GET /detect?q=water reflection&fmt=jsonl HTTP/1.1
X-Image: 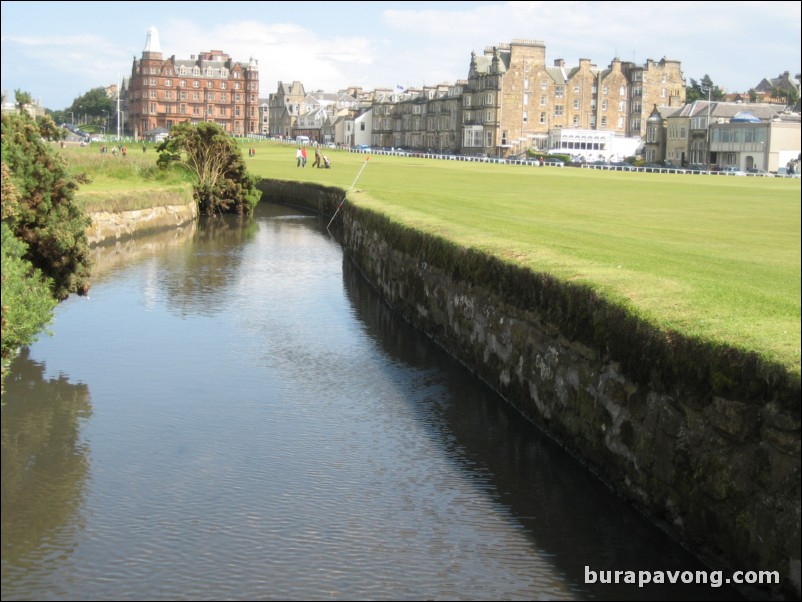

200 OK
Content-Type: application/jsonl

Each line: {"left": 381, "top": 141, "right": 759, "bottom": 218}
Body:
{"left": 0, "top": 202, "right": 745, "bottom": 601}
{"left": 1, "top": 349, "right": 92, "bottom": 598}
{"left": 341, "top": 239, "right": 742, "bottom": 601}
{"left": 159, "top": 215, "right": 258, "bottom": 318}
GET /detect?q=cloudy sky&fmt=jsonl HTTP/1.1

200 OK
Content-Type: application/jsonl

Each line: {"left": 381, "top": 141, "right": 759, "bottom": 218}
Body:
{"left": 2, "top": 0, "right": 799, "bottom": 110}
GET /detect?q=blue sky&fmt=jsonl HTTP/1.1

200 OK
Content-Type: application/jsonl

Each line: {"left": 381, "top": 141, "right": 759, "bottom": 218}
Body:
{"left": 2, "top": 0, "right": 800, "bottom": 110}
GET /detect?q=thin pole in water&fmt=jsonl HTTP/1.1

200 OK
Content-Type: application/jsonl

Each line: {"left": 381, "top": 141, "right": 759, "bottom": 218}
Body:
{"left": 327, "top": 155, "right": 370, "bottom": 233}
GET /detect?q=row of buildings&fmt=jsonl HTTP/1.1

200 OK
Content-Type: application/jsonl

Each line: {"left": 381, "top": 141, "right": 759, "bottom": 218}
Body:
{"left": 120, "top": 28, "right": 800, "bottom": 172}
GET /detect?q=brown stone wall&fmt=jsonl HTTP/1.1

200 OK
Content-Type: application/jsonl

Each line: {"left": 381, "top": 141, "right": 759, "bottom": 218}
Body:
{"left": 261, "top": 180, "right": 801, "bottom": 599}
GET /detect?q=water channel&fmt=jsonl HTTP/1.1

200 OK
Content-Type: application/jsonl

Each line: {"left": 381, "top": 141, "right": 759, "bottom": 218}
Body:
{"left": 1, "top": 202, "right": 742, "bottom": 601}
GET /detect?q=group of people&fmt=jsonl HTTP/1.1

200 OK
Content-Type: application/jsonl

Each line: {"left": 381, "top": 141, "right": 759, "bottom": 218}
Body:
{"left": 296, "top": 145, "right": 330, "bottom": 169}
{"left": 100, "top": 144, "right": 127, "bottom": 157}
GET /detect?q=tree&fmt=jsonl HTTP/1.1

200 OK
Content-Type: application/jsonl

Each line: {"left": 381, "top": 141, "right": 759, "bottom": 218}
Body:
{"left": 67, "top": 87, "right": 114, "bottom": 125}
{"left": 14, "top": 89, "right": 33, "bottom": 112}
{"left": 1, "top": 112, "right": 91, "bottom": 300}
{"left": 156, "top": 121, "right": 261, "bottom": 215}
{"left": 36, "top": 114, "right": 66, "bottom": 141}
{"left": 686, "top": 75, "right": 724, "bottom": 102}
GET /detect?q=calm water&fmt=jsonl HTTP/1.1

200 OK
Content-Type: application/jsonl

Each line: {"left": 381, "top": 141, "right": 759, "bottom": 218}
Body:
{"left": 1, "top": 203, "right": 740, "bottom": 601}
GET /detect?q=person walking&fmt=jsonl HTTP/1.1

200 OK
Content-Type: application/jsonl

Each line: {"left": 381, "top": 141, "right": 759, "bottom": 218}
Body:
{"left": 296, "top": 147, "right": 303, "bottom": 167}
{"left": 313, "top": 146, "right": 321, "bottom": 168}
{"left": 301, "top": 146, "right": 308, "bottom": 167}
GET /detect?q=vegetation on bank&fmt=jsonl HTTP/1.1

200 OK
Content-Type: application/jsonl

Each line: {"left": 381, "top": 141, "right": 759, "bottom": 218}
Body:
{"left": 243, "top": 141, "right": 800, "bottom": 377}
{"left": 1, "top": 112, "right": 91, "bottom": 383}
{"left": 62, "top": 144, "right": 194, "bottom": 212}
{"left": 156, "top": 122, "right": 261, "bottom": 215}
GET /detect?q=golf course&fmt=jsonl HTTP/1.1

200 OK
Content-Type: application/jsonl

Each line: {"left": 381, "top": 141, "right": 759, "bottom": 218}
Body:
{"left": 240, "top": 141, "right": 800, "bottom": 379}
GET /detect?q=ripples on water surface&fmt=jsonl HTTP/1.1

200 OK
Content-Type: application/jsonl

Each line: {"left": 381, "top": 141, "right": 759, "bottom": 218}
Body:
{"left": 1, "top": 203, "right": 742, "bottom": 601}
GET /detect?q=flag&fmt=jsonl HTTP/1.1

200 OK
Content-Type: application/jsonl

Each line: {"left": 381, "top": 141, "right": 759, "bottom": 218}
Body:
{"left": 396, "top": 84, "right": 404, "bottom": 91}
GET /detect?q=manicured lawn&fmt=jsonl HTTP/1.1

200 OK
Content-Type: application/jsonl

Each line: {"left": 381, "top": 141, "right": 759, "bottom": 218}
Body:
{"left": 59, "top": 139, "right": 800, "bottom": 374}
{"left": 244, "top": 141, "right": 801, "bottom": 375}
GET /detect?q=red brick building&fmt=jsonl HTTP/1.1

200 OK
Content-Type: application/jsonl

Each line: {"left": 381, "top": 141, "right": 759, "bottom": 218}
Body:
{"left": 126, "top": 27, "right": 259, "bottom": 139}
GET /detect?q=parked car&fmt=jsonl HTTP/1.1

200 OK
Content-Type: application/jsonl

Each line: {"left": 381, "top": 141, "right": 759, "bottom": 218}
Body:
{"left": 721, "top": 166, "right": 746, "bottom": 176}
{"left": 747, "top": 168, "right": 770, "bottom": 177}
{"left": 542, "top": 158, "right": 564, "bottom": 167}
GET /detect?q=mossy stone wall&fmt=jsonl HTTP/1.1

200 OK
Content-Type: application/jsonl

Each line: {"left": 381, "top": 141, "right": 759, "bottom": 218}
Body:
{"left": 259, "top": 178, "right": 801, "bottom": 599}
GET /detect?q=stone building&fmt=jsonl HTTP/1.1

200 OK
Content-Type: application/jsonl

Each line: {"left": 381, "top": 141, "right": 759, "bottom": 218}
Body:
{"left": 365, "top": 40, "right": 685, "bottom": 158}
{"left": 267, "top": 81, "right": 306, "bottom": 138}
{"left": 126, "top": 27, "right": 260, "bottom": 139}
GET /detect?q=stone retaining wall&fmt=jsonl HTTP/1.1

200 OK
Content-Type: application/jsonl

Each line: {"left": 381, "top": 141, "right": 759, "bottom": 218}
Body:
{"left": 261, "top": 178, "right": 802, "bottom": 599}
{"left": 86, "top": 202, "right": 198, "bottom": 246}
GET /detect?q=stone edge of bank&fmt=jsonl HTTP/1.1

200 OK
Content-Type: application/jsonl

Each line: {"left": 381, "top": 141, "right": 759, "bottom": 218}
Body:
{"left": 85, "top": 197, "right": 198, "bottom": 246}
{"left": 260, "top": 178, "right": 801, "bottom": 600}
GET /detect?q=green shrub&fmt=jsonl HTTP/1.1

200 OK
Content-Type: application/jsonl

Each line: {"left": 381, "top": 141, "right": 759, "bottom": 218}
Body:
{"left": 1, "top": 112, "right": 91, "bottom": 299}
{"left": 1, "top": 222, "right": 57, "bottom": 382}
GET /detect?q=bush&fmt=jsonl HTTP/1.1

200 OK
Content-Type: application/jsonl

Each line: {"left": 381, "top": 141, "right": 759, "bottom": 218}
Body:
{"left": 1, "top": 112, "right": 91, "bottom": 299}
{"left": 1, "top": 222, "right": 57, "bottom": 381}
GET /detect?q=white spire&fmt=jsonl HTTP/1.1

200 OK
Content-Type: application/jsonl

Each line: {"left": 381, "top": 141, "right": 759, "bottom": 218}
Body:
{"left": 144, "top": 26, "right": 162, "bottom": 54}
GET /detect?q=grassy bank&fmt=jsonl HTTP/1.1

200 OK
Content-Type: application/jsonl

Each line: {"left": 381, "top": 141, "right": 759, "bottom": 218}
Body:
{"left": 56, "top": 139, "right": 800, "bottom": 375}
{"left": 59, "top": 143, "right": 194, "bottom": 212}
{"left": 244, "top": 141, "right": 800, "bottom": 377}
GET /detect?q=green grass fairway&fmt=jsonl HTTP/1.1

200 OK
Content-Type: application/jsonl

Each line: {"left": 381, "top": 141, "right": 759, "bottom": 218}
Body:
{"left": 244, "top": 141, "right": 801, "bottom": 376}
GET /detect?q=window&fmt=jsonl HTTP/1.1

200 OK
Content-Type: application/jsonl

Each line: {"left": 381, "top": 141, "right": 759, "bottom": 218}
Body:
{"left": 541, "top": 80, "right": 547, "bottom": 90}
{"left": 486, "top": 110, "right": 493, "bottom": 122}
{"left": 360, "top": 122, "right": 365, "bottom": 131}
{"left": 206, "top": 81, "right": 213, "bottom": 89}
{"left": 524, "top": 78, "right": 529, "bottom": 90}
{"left": 619, "top": 100, "right": 625, "bottom": 112}
{"left": 165, "top": 90, "right": 172, "bottom": 100}
{"left": 602, "top": 99, "right": 608, "bottom": 111}
{"left": 574, "top": 83, "right": 580, "bottom": 93}
{"left": 540, "top": 95, "right": 546, "bottom": 106}
{"left": 619, "top": 86, "right": 625, "bottom": 96}
{"left": 555, "top": 86, "right": 564, "bottom": 98}
{"left": 463, "top": 96, "right": 471, "bottom": 107}
{"left": 486, "top": 131, "right": 493, "bottom": 147}
{"left": 573, "top": 99, "right": 579, "bottom": 110}
{"left": 523, "top": 93, "right": 529, "bottom": 106}
{"left": 149, "top": 78, "right": 157, "bottom": 86}
{"left": 193, "top": 81, "right": 200, "bottom": 88}
{"left": 554, "top": 105, "right": 563, "bottom": 116}
{"left": 193, "top": 92, "right": 200, "bottom": 101}
{"left": 522, "top": 111, "right": 528, "bottom": 123}
{"left": 220, "top": 82, "right": 227, "bottom": 90}
{"left": 149, "top": 90, "right": 156, "bottom": 99}
{"left": 165, "top": 79, "right": 172, "bottom": 87}
{"left": 601, "top": 116, "right": 607, "bottom": 128}
{"left": 486, "top": 92, "right": 493, "bottom": 104}
{"left": 602, "top": 85, "right": 608, "bottom": 95}
{"left": 572, "top": 115, "right": 579, "bottom": 127}
{"left": 540, "top": 112, "right": 546, "bottom": 124}
{"left": 179, "top": 80, "right": 186, "bottom": 87}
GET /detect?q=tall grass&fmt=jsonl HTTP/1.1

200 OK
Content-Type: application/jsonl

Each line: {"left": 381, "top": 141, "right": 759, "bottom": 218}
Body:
{"left": 59, "top": 143, "right": 194, "bottom": 212}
